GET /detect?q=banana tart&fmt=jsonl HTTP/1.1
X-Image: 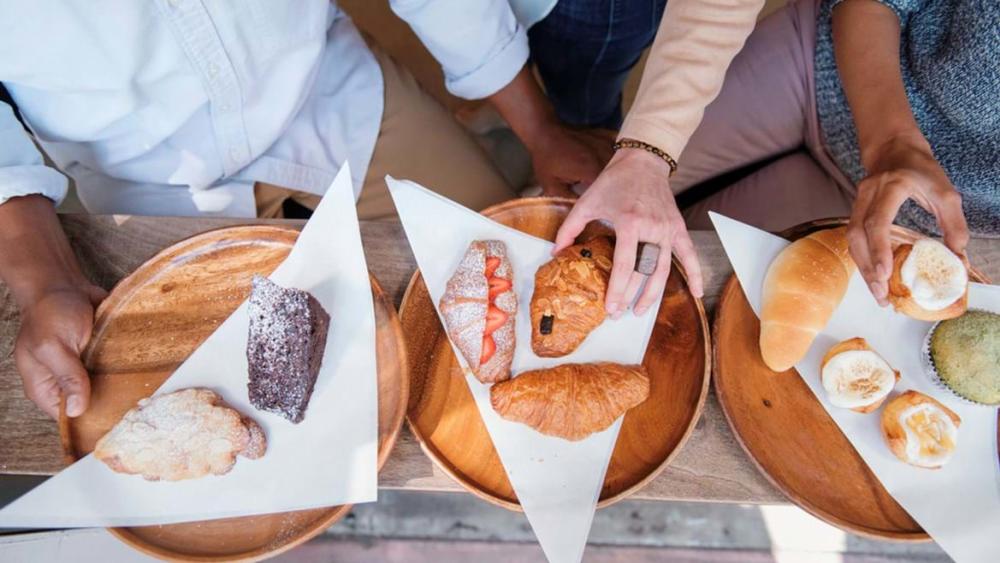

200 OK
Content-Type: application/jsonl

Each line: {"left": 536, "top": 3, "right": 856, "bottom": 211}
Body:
{"left": 880, "top": 390, "right": 960, "bottom": 469}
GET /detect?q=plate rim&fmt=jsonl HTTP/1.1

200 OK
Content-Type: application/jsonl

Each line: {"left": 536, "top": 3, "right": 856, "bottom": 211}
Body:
{"left": 400, "top": 197, "right": 711, "bottom": 512}
{"left": 62, "top": 223, "right": 409, "bottom": 561}
{"left": 711, "top": 216, "right": 992, "bottom": 542}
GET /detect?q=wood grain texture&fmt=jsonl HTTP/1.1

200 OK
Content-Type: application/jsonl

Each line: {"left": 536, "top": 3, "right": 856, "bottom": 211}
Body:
{"left": 713, "top": 218, "right": 994, "bottom": 541}
{"left": 401, "top": 198, "right": 710, "bottom": 510}
{"left": 59, "top": 225, "right": 408, "bottom": 561}
{"left": 1, "top": 214, "right": 997, "bottom": 506}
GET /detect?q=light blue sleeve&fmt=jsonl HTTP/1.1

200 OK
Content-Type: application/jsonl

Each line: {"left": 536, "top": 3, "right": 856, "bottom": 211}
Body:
{"left": 0, "top": 101, "right": 68, "bottom": 207}
{"left": 389, "top": 0, "right": 530, "bottom": 99}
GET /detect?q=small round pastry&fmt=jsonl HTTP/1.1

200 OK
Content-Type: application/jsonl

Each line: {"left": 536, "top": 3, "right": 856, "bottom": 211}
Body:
{"left": 888, "top": 238, "right": 968, "bottom": 321}
{"left": 880, "top": 390, "right": 960, "bottom": 469}
{"left": 927, "top": 310, "right": 1000, "bottom": 405}
{"left": 820, "top": 337, "right": 900, "bottom": 413}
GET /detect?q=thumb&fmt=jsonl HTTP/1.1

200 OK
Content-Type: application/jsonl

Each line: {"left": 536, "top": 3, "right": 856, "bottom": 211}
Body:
{"left": 86, "top": 285, "right": 108, "bottom": 307}
{"left": 553, "top": 202, "right": 592, "bottom": 253}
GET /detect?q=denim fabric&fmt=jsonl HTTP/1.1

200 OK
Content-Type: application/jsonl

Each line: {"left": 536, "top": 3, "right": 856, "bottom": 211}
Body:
{"left": 529, "top": 0, "right": 667, "bottom": 129}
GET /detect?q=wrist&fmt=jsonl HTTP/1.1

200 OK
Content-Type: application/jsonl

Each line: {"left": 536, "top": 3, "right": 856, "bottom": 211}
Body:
{"left": 860, "top": 130, "right": 931, "bottom": 171}
{"left": 611, "top": 146, "right": 674, "bottom": 178}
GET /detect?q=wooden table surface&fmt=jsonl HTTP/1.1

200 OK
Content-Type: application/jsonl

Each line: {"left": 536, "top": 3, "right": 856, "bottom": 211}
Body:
{"left": 2, "top": 215, "right": 997, "bottom": 505}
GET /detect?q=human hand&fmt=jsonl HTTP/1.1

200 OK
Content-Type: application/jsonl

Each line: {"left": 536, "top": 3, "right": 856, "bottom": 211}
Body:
{"left": 553, "top": 148, "right": 704, "bottom": 318}
{"left": 530, "top": 127, "right": 613, "bottom": 198}
{"left": 847, "top": 136, "right": 968, "bottom": 306}
{"left": 14, "top": 284, "right": 106, "bottom": 419}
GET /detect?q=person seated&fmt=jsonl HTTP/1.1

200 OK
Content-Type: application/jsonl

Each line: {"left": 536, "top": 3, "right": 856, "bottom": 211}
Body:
{"left": 0, "top": 0, "right": 605, "bottom": 419}
{"left": 618, "top": 0, "right": 994, "bottom": 306}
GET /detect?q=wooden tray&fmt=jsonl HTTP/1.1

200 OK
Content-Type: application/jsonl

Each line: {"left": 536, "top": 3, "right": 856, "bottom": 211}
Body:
{"left": 713, "top": 218, "right": 992, "bottom": 541}
{"left": 400, "top": 197, "right": 710, "bottom": 510}
{"left": 61, "top": 225, "right": 409, "bottom": 562}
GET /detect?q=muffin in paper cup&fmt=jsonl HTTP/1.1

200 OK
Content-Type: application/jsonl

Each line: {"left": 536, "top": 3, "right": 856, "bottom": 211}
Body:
{"left": 922, "top": 309, "right": 1000, "bottom": 407}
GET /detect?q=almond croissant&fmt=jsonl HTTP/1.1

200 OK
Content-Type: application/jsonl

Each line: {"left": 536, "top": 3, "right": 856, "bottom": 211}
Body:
{"left": 490, "top": 362, "right": 649, "bottom": 441}
{"left": 530, "top": 237, "right": 613, "bottom": 357}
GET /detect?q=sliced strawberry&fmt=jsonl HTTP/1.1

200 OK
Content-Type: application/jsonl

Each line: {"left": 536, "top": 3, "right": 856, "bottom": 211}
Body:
{"left": 484, "top": 256, "right": 501, "bottom": 278}
{"left": 488, "top": 276, "right": 512, "bottom": 299}
{"left": 485, "top": 305, "right": 508, "bottom": 335}
{"left": 480, "top": 335, "right": 497, "bottom": 364}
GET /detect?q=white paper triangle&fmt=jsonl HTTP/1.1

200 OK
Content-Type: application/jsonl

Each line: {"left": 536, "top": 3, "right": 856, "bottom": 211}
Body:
{"left": 387, "top": 178, "right": 658, "bottom": 563}
{"left": 709, "top": 212, "right": 1000, "bottom": 563}
{"left": 0, "top": 163, "right": 379, "bottom": 527}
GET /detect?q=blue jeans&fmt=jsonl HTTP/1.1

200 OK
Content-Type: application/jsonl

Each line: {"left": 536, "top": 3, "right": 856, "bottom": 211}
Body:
{"left": 529, "top": 0, "right": 668, "bottom": 130}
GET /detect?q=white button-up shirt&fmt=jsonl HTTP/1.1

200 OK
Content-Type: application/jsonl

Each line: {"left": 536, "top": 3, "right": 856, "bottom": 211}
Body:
{"left": 0, "top": 0, "right": 528, "bottom": 217}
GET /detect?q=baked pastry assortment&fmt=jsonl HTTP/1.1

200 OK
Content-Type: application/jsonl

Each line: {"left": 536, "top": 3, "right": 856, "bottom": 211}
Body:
{"left": 820, "top": 338, "right": 899, "bottom": 413}
{"left": 760, "top": 227, "right": 856, "bottom": 372}
{"left": 927, "top": 310, "right": 1000, "bottom": 405}
{"left": 439, "top": 240, "right": 517, "bottom": 383}
{"left": 95, "top": 388, "right": 266, "bottom": 481}
{"left": 530, "top": 237, "right": 613, "bottom": 357}
{"left": 880, "top": 390, "right": 960, "bottom": 469}
{"left": 888, "top": 238, "right": 968, "bottom": 321}
{"left": 247, "top": 276, "right": 331, "bottom": 423}
{"left": 490, "top": 362, "right": 649, "bottom": 441}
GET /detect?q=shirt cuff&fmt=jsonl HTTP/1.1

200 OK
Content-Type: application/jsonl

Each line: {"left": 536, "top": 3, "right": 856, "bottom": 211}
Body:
{"left": 0, "top": 165, "right": 69, "bottom": 207}
{"left": 618, "top": 117, "right": 689, "bottom": 164}
{"left": 444, "top": 24, "right": 529, "bottom": 99}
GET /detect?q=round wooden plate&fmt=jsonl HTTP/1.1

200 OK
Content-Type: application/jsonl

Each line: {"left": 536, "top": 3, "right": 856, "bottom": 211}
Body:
{"left": 713, "top": 218, "right": 992, "bottom": 541}
{"left": 61, "top": 225, "right": 409, "bottom": 562}
{"left": 400, "top": 197, "right": 710, "bottom": 510}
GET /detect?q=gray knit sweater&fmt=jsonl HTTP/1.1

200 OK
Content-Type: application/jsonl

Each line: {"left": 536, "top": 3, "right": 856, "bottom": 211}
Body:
{"left": 815, "top": 0, "right": 999, "bottom": 237}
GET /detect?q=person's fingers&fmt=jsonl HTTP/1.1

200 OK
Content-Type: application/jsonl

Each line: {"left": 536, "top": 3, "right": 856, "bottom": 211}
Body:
{"left": 14, "top": 351, "right": 61, "bottom": 419}
{"left": 618, "top": 271, "right": 647, "bottom": 319}
{"left": 634, "top": 242, "right": 673, "bottom": 316}
{"left": 933, "top": 188, "right": 970, "bottom": 255}
{"left": 605, "top": 228, "right": 639, "bottom": 316}
{"left": 848, "top": 180, "right": 884, "bottom": 304}
{"left": 672, "top": 230, "right": 703, "bottom": 298}
{"left": 553, "top": 201, "right": 593, "bottom": 253}
{"left": 33, "top": 339, "right": 90, "bottom": 417}
{"left": 863, "top": 180, "right": 910, "bottom": 302}
{"left": 85, "top": 285, "right": 108, "bottom": 307}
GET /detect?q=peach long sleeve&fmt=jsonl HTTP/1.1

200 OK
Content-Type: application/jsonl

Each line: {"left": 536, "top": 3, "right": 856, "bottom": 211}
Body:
{"left": 619, "top": 0, "right": 764, "bottom": 161}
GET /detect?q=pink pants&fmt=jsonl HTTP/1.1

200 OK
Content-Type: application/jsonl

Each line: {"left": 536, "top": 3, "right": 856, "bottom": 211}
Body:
{"left": 673, "top": 0, "right": 855, "bottom": 232}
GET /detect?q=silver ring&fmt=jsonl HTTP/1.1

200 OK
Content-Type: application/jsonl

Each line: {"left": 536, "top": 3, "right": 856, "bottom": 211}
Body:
{"left": 635, "top": 242, "right": 660, "bottom": 275}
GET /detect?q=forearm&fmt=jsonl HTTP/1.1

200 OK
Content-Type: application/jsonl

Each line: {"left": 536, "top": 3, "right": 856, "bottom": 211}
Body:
{"left": 0, "top": 195, "right": 89, "bottom": 308}
{"left": 832, "top": 0, "right": 927, "bottom": 167}
{"left": 620, "top": 0, "right": 763, "bottom": 159}
{"left": 488, "top": 65, "right": 560, "bottom": 152}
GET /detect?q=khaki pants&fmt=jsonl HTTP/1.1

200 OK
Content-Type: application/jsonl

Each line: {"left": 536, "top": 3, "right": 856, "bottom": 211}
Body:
{"left": 255, "top": 48, "right": 516, "bottom": 220}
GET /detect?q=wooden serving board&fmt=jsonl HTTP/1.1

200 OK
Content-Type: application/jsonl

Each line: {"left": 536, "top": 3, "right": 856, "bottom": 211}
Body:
{"left": 713, "top": 218, "right": 992, "bottom": 541}
{"left": 61, "top": 225, "right": 409, "bottom": 562}
{"left": 400, "top": 198, "right": 711, "bottom": 510}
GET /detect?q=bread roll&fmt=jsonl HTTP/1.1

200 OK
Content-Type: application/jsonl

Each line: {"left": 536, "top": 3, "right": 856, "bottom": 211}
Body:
{"left": 760, "top": 227, "right": 855, "bottom": 372}
{"left": 820, "top": 337, "right": 899, "bottom": 413}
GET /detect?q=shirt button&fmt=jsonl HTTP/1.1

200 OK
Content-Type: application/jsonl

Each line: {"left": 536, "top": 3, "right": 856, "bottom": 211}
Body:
{"left": 168, "top": 0, "right": 182, "bottom": 7}
{"left": 207, "top": 62, "right": 219, "bottom": 77}
{"left": 229, "top": 147, "right": 244, "bottom": 162}
{"left": 218, "top": 103, "right": 231, "bottom": 113}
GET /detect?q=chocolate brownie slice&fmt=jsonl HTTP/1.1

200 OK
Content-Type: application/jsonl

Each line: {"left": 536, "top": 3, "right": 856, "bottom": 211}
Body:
{"left": 246, "top": 276, "right": 330, "bottom": 423}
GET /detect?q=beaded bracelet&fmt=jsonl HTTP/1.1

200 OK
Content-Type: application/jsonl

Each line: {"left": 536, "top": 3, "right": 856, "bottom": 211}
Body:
{"left": 613, "top": 138, "right": 678, "bottom": 176}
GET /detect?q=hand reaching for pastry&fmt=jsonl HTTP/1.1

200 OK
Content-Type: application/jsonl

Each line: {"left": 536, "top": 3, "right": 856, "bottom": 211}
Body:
{"left": 553, "top": 148, "right": 705, "bottom": 318}
{"left": 530, "top": 127, "right": 613, "bottom": 199}
{"left": 15, "top": 284, "right": 105, "bottom": 419}
{"left": 847, "top": 137, "right": 969, "bottom": 306}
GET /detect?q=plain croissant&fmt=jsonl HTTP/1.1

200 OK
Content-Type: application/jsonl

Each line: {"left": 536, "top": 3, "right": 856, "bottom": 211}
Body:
{"left": 760, "top": 227, "right": 855, "bottom": 372}
{"left": 489, "top": 362, "right": 649, "bottom": 441}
